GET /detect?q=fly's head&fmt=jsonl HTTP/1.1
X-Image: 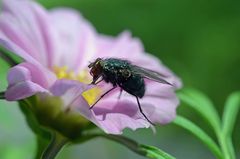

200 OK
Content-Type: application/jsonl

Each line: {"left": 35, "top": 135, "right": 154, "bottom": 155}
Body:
{"left": 88, "top": 58, "right": 104, "bottom": 84}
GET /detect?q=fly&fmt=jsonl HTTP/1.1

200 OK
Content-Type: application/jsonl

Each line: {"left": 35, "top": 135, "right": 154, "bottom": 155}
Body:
{"left": 88, "top": 58, "right": 173, "bottom": 125}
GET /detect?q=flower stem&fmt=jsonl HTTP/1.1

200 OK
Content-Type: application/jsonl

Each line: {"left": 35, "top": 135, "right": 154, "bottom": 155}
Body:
{"left": 41, "top": 132, "right": 68, "bottom": 159}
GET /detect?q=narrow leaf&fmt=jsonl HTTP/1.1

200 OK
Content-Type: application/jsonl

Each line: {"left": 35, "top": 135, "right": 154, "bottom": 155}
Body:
{"left": 173, "top": 116, "right": 223, "bottom": 159}
{"left": 222, "top": 92, "right": 240, "bottom": 159}
{"left": 177, "top": 88, "right": 221, "bottom": 134}
{"left": 222, "top": 92, "right": 240, "bottom": 137}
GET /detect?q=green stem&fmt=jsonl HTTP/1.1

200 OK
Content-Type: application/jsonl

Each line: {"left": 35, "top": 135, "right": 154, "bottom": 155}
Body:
{"left": 41, "top": 132, "right": 68, "bottom": 159}
{"left": 79, "top": 133, "right": 176, "bottom": 159}
{"left": 35, "top": 136, "right": 49, "bottom": 159}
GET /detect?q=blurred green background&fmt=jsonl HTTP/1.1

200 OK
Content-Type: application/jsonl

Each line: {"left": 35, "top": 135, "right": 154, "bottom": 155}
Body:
{"left": 0, "top": 0, "right": 240, "bottom": 158}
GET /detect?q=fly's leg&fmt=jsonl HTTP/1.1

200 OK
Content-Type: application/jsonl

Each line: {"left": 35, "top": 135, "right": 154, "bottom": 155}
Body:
{"left": 135, "top": 96, "right": 155, "bottom": 126}
{"left": 89, "top": 86, "right": 117, "bottom": 109}
{"left": 118, "top": 89, "right": 123, "bottom": 100}
{"left": 90, "top": 78, "right": 103, "bottom": 85}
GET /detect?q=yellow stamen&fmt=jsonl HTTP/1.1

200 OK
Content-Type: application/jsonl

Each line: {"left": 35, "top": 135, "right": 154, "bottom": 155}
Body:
{"left": 53, "top": 66, "right": 101, "bottom": 106}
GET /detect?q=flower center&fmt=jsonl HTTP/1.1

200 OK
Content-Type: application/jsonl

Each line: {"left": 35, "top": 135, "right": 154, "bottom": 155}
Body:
{"left": 53, "top": 66, "right": 91, "bottom": 84}
{"left": 53, "top": 66, "right": 102, "bottom": 106}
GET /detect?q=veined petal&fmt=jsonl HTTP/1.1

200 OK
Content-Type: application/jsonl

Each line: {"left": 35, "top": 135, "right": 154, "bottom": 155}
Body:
{"left": 19, "top": 62, "right": 56, "bottom": 88}
{"left": 0, "top": 0, "right": 57, "bottom": 67}
{"left": 50, "top": 79, "right": 91, "bottom": 96}
{"left": 5, "top": 62, "right": 56, "bottom": 101}
{"left": 92, "top": 100, "right": 150, "bottom": 134}
{"left": 0, "top": 37, "right": 41, "bottom": 66}
{"left": 111, "top": 83, "right": 179, "bottom": 125}
{"left": 97, "top": 31, "right": 144, "bottom": 59}
{"left": 49, "top": 8, "right": 97, "bottom": 70}
{"left": 142, "top": 83, "right": 179, "bottom": 124}
{"left": 5, "top": 81, "right": 47, "bottom": 101}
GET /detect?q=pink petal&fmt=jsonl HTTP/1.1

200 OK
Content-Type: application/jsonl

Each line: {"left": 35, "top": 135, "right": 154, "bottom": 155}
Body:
{"left": 7, "top": 65, "right": 31, "bottom": 86}
{"left": 0, "top": 37, "right": 41, "bottom": 66}
{"left": 92, "top": 100, "right": 150, "bottom": 134}
{"left": 49, "top": 8, "right": 97, "bottom": 70}
{"left": 0, "top": 0, "right": 57, "bottom": 67}
{"left": 50, "top": 79, "right": 90, "bottom": 96}
{"left": 142, "top": 83, "right": 179, "bottom": 124}
{"left": 5, "top": 62, "right": 56, "bottom": 101}
{"left": 19, "top": 63, "right": 56, "bottom": 88}
{"left": 5, "top": 81, "right": 47, "bottom": 101}
{"left": 113, "top": 83, "right": 179, "bottom": 125}
{"left": 96, "top": 31, "right": 144, "bottom": 59}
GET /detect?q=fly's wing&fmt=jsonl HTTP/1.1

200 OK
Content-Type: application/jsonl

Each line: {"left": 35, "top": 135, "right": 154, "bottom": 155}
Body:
{"left": 132, "top": 65, "right": 173, "bottom": 86}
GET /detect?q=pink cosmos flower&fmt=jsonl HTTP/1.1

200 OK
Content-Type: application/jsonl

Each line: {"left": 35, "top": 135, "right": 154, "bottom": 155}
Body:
{"left": 0, "top": 0, "right": 181, "bottom": 134}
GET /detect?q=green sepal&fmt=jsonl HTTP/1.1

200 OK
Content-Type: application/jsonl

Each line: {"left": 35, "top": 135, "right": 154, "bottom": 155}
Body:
{"left": 19, "top": 98, "right": 51, "bottom": 140}
{"left": 0, "top": 46, "right": 22, "bottom": 67}
{"left": 19, "top": 94, "right": 96, "bottom": 141}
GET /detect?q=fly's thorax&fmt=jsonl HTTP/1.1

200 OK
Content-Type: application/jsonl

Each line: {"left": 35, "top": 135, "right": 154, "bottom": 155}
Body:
{"left": 101, "top": 59, "right": 131, "bottom": 84}
{"left": 99, "top": 58, "right": 145, "bottom": 97}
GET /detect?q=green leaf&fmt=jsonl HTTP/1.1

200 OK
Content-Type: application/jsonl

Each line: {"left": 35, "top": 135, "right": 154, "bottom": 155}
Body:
{"left": 221, "top": 92, "right": 240, "bottom": 159}
{"left": 222, "top": 92, "right": 240, "bottom": 138}
{"left": 173, "top": 116, "right": 223, "bottom": 159}
{"left": 177, "top": 88, "right": 221, "bottom": 134}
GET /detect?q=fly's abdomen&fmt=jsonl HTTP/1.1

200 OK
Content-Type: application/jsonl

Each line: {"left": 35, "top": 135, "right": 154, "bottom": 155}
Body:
{"left": 121, "top": 75, "right": 145, "bottom": 98}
